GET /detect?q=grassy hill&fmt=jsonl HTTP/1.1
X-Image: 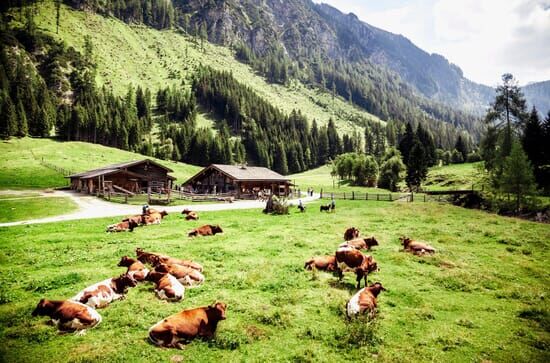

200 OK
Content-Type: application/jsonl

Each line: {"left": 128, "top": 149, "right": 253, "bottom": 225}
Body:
{"left": 30, "top": 1, "right": 381, "bottom": 135}
{"left": 0, "top": 201, "right": 548, "bottom": 362}
{"left": 0, "top": 138, "right": 200, "bottom": 189}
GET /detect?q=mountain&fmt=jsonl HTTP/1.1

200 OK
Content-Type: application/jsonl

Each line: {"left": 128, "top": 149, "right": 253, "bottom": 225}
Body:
{"left": 523, "top": 81, "right": 550, "bottom": 116}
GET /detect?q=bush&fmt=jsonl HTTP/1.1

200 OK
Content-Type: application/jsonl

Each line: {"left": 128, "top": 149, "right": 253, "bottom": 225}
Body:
{"left": 263, "top": 195, "right": 289, "bottom": 215}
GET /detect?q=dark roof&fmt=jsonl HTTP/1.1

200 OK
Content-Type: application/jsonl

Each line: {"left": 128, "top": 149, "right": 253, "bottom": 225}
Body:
{"left": 184, "top": 164, "right": 290, "bottom": 185}
{"left": 67, "top": 159, "right": 175, "bottom": 180}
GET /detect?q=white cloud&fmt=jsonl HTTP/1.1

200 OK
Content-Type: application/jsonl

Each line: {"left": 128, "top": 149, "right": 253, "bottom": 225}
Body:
{"left": 313, "top": 0, "right": 550, "bottom": 86}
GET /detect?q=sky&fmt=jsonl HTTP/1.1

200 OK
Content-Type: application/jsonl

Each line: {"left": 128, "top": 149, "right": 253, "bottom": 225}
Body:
{"left": 312, "top": 0, "right": 550, "bottom": 87}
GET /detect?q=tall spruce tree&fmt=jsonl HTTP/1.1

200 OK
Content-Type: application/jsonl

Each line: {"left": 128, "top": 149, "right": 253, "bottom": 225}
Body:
{"left": 500, "top": 142, "right": 537, "bottom": 213}
{"left": 455, "top": 135, "right": 468, "bottom": 162}
{"left": 398, "top": 122, "right": 415, "bottom": 166}
{"left": 416, "top": 123, "right": 436, "bottom": 166}
{"left": 406, "top": 139, "right": 428, "bottom": 192}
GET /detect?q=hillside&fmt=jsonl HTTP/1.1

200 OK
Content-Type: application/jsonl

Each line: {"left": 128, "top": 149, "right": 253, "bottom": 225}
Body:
{"left": 33, "top": 1, "right": 378, "bottom": 134}
{"left": 524, "top": 80, "right": 550, "bottom": 116}
{"left": 0, "top": 138, "right": 200, "bottom": 188}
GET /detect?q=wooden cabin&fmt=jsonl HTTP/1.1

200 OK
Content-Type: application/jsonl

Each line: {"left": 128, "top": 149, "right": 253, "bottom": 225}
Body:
{"left": 67, "top": 160, "right": 175, "bottom": 195}
{"left": 182, "top": 164, "right": 292, "bottom": 198}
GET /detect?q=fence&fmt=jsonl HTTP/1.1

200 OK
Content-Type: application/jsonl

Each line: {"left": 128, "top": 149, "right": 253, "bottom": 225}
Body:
{"left": 317, "top": 189, "right": 475, "bottom": 203}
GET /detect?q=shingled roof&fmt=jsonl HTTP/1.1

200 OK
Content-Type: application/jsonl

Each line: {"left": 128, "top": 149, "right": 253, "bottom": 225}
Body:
{"left": 67, "top": 159, "right": 174, "bottom": 180}
{"left": 184, "top": 164, "right": 290, "bottom": 184}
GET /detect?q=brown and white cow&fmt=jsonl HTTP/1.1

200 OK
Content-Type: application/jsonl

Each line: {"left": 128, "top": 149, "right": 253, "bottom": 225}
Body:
{"left": 339, "top": 237, "right": 379, "bottom": 251}
{"left": 304, "top": 255, "right": 337, "bottom": 272}
{"left": 346, "top": 282, "right": 386, "bottom": 318}
{"left": 148, "top": 302, "right": 227, "bottom": 348}
{"left": 344, "top": 227, "right": 360, "bottom": 241}
{"left": 106, "top": 219, "right": 138, "bottom": 232}
{"left": 136, "top": 248, "right": 204, "bottom": 272}
{"left": 145, "top": 271, "right": 185, "bottom": 301}
{"left": 335, "top": 246, "right": 379, "bottom": 289}
{"left": 143, "top": 211, "right": 168, "bottom": 225}
{"left": 400, "top": 236, "right": 436, "bottom": 255}
{"left": 118, "top": 256, "right": 150, "bottom": 281}
{"left": 154, "top": 263, "right": 205, "bottom": 287}
{"left": 32, "top": 299, "right": 102, "bottom": 334}
{"left": 71, "top": 274, "right": 137, "bottom": 309}
{"left": 122, "top": 215, "right": 145, "bottom": 226}
{"left": 188, "top": 224, "right": 223, "bottom": 237}
{"left": 182, "top": 209, "right": 199, "bottom": 221}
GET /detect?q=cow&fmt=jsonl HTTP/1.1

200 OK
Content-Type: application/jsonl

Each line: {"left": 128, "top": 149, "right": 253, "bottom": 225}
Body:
{"left": 346, "top": 282, "right": 386, "bottom": 318}
{"left": 122, "top": 215, "right": 145, "bottom": 226}
{"left": 304, "top": 255, "right": 337, "bottom": 272}
{"left": 400, "top": 236, "right": 436, "bottom": 255}
{"left": 118, "top": 256, "right": 150, "bottom": 281}
{"left": 145, "top": 271, "right": 185, "bottom": 301}
{"left": 344, "top": 227, "right": 360, "bottom": 241}
{"left": 71, "top": 273, "right": 137, "bottom": 309}
{"left": 188, "top": 224, "right": 223, "bottom": 237}
{"left": 136, "top": 248, "right": 204, "bottom": 272}
{"left": 143, "top": 211, "right": 168, "bottom": 225}
{"left": 106, "top": 219, "right": 138, "bottom": 232}
{"left": 32, "top": 299, "right": 102, "bottom": 334}
{"left": 182, "top": 209, "right": 199, "bottom": 221}
{"left": 339, "top": 237, "right": 379, "bottom": 251}
{"left": 154, "top": 263, "right": 205, "bottom": 287}
{"left": 335, "top": 246, "right": 379, "bottom": 289}
{"left": 320, "top": 204, "right": 331, "bottom": 212}
{"left": 148, "top": 302, "right": 227, "bottom": 348}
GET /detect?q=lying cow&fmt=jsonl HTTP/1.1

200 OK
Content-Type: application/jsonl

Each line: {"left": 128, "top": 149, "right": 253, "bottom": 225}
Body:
{"left": 106, "top": 219, "right": 138, "bottom": 232}
{"left": 188, "top": 224, "right": 223, "bottom": 237}
{"left": 148, "top": 302, "right": 227, "bottom": 348}
{"left": 145, "top": 271, "right": 185, "bottom": 301}
{"left": 122, "top": 215, "right": 145, "bottom": 225}
{"left": 182, "top": 209, "right": 199, "bottom": 220}
{"left": 143, "top": 211, "right": 168, "bottom": 225}
{"left": 118, "top": 256, "right": 150, "bottom": 281}
{"left": 154, "top": 263, "right": 205, "bottom": 287}
{"left": 304, "top": 255, "right": 337, "bottom": 272}
{"left": 339, "top": 237, "right": 379, "bottom": 251}
{"left": 335, "top": 246, "right": 379, "bottom": 289}
{"left": 346, "top": 282, "right": 386, "bottom": 318}
{"left": 71, "top": 273, "right": 137, "bottom": 309}
{"left": 136, "top": 248, "right": 204, "bottom": 272}
{"left": 400, "top": 236, "right": 436, "bottom": 255}
{"left": 32, "top": 299, "right": 102, "bottom": 334}
{"left": 344, "top": 227, "right": 360, "bottom": 241}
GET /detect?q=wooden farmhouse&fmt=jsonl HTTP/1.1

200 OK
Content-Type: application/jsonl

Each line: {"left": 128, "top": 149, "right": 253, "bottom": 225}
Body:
{"left": 67, "top": 159, "right": 175, "bottom": 195}
{"left": 182, "top": 164, "right": 292, "bottom": 198}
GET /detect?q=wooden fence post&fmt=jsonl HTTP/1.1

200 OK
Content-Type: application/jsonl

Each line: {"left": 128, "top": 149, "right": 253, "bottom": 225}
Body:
{"left": 424, "top": 194, "right": 426, "bottom": 202}
{"left": 389, "top": 193, "right": 392, "bottom": 201}
{"left": 320, "top": 189, "right": 323, "bottom": 199}
{"left": 352, "top": 191, "right": 355, "bottom": 200}
{"left": 366, "top": 192, "right": 368, "bottom": 200}
{"left": 344, "top": 192, "right": 346, "bottom": 200}
{"left": 410, "top": 192, "right": 414, "bottom": 202}
{"left": 377, "top": 194, "right": 379, "bottom": 201}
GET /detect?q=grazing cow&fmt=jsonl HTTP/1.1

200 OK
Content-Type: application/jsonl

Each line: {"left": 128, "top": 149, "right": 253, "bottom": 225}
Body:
{"left": 346, "top": 282, "right": 386, "bottom": 318}
{"left": 148, "top": 302, "right": 227, "bottom": 348}
{"left": 344, "top": 227, "right": 360, "bottom": 241}
{"left": 320, "top": 204, "right": 331, "bottom": 212}
{"left": 136, "top": 248, "right": 204, "bottom": 272}
{"left": 32, "top": 299, "right": 102, "bottom": 334}
{"left": 188, "top": 224, "right": 223, "bottom": 237}
{"left": 335, "top": 246, "right": 379, "bottom": 289}
{"left": 304, "top": 255, "right": 337, "bottom": 271}
{"left": 106, "top": 219, "right": 138, "bottom": 232}
{"left": 154, "top": 263, "right": 205, "bottom": 287}
{"left": 182, "top": 209, "right": 199, "bottom": 221}
{"left": 118, "top": 256, "right": 150, "bottom": 281}
{"left": 122, "top": 215, "right": 145, "bottom": 226}
{"left": 400, "top": 236, "right": 436, "bottom": 255}
{"left": 145, "top": 271, "right": 185, "bottom": 301}
{"left": 339, "top": 237, "right": 379, "bottom": 251}
{"left": 71, "top": 274, "right": 137, "bottom": 309}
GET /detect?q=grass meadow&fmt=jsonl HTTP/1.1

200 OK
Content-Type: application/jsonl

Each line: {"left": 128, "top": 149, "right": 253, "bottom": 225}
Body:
{"left": 0, "top": 197, "right": 78, "bottom": 223}
{"left": 0, "top": 200, "right": 548, "bottom": 362}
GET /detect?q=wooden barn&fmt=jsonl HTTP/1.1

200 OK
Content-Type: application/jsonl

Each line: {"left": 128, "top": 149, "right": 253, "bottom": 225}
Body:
{"left": 67, "top": 160, "right": 175, "bottom": 195}
{"left": 182, "top": 164, "right": 292, "bottom": 198}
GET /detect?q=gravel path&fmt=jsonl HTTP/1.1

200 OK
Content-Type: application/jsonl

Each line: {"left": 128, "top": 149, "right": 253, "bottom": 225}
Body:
{"left": 0, "top": 190, "right": 318, "bottom": 227}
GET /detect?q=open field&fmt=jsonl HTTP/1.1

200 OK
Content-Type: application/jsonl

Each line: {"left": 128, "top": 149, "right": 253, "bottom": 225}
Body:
{"left": 0, "top": 197, "right": 78, "bottom": 223}
{"left": 0, "top": 201, "right": 548, "bottom": 362}
{"left": 0, "top": 138, "right": 200, "bottom": 189}
{"left": 424, "top": 162, "right": 482, "bottom": 191}
{"left": 29, "top": 1, "right": 379, "bottom": 134}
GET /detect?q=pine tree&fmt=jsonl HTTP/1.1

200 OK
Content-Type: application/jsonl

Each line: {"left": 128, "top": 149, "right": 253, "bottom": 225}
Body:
{"left": 455, "top": 135, "right": 468, "bottom": 162}
{"left": 16, "top": 100, "right": 28, "bottom": 136}
{"left": 273, "top": 142, "right": 289, "bottom": 175}
{"left": 0, "top": 93, "right": 17, "bottom": 138}
{"left": 417, "top": 123, "right": 436, "bottom": 166}
{"left": 398, "top": 123, "right": 415, "bottom": 166}
{"left": 406, "top": 140, "right": 427, "bottom": 191}
{"left": 500, "top": 142, "right": 537, "bottom": 213}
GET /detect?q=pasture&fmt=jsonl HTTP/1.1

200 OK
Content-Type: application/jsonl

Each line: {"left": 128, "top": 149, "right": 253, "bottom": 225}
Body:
{"left": 0, "top": 196, "right": 77, "bottom": 223}
{"left": 0, "top": 201, "right": 548, "bottom": 362}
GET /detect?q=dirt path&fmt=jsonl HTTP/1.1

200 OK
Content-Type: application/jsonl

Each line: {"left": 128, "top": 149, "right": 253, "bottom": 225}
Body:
{"left": 0, "top": 190, "right": 319, "bottom": 227}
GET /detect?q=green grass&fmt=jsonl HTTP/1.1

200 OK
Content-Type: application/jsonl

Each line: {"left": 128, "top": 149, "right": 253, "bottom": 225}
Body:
{"left": 0, "top": 201, "right": 548, "bottom": 362}
{"left": 0, "top": 197, "right": 78, "bottom": 223}
{"left": 30, "top": 1, "right": 379, "bottom": 134}
{"left": 0, "top": 138, "right": 201, "bottom": 189}
{"left": 425, "top": 162, "right": 482, "bottom": 191}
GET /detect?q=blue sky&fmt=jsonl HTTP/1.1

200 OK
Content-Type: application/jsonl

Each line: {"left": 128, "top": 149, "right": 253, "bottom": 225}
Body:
{"left": 313, "top": 0, "right": 550, "bottom": 86}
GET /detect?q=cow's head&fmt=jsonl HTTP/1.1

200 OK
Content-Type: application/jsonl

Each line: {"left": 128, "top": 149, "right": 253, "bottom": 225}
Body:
{"left": 182, "top": 209, "right": 191, "bottom": 215}
{"left": 113, "top": 273, "right": 138, "bottom": 293}
{"left": 154, "top": 263, "right": 170, "bottom": 273}
{"left": 32, "top": 298, "right": 53, "bottom": 316}
{"left": 368, "top": 282, "right": 386, "bottom": 296}
{"left": 399, "top": 236, "right": 412, "bottom": 248}
{"left": 118, "top": 256, "right": 134, "bottom": 267}
{"left": 209, "top": 301, "right": 227, "bottom": 320}
{"left": 145, "top": 271, "right": 165, "bottom": 283}
{"left": 160, "top": 211, "right": 168, "bottom": 217}
{"left": 212, "top": 225, "right": 223, "bottom": 234}
{"left": 365, "top": 237, "right": 379, "bottom": 248}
